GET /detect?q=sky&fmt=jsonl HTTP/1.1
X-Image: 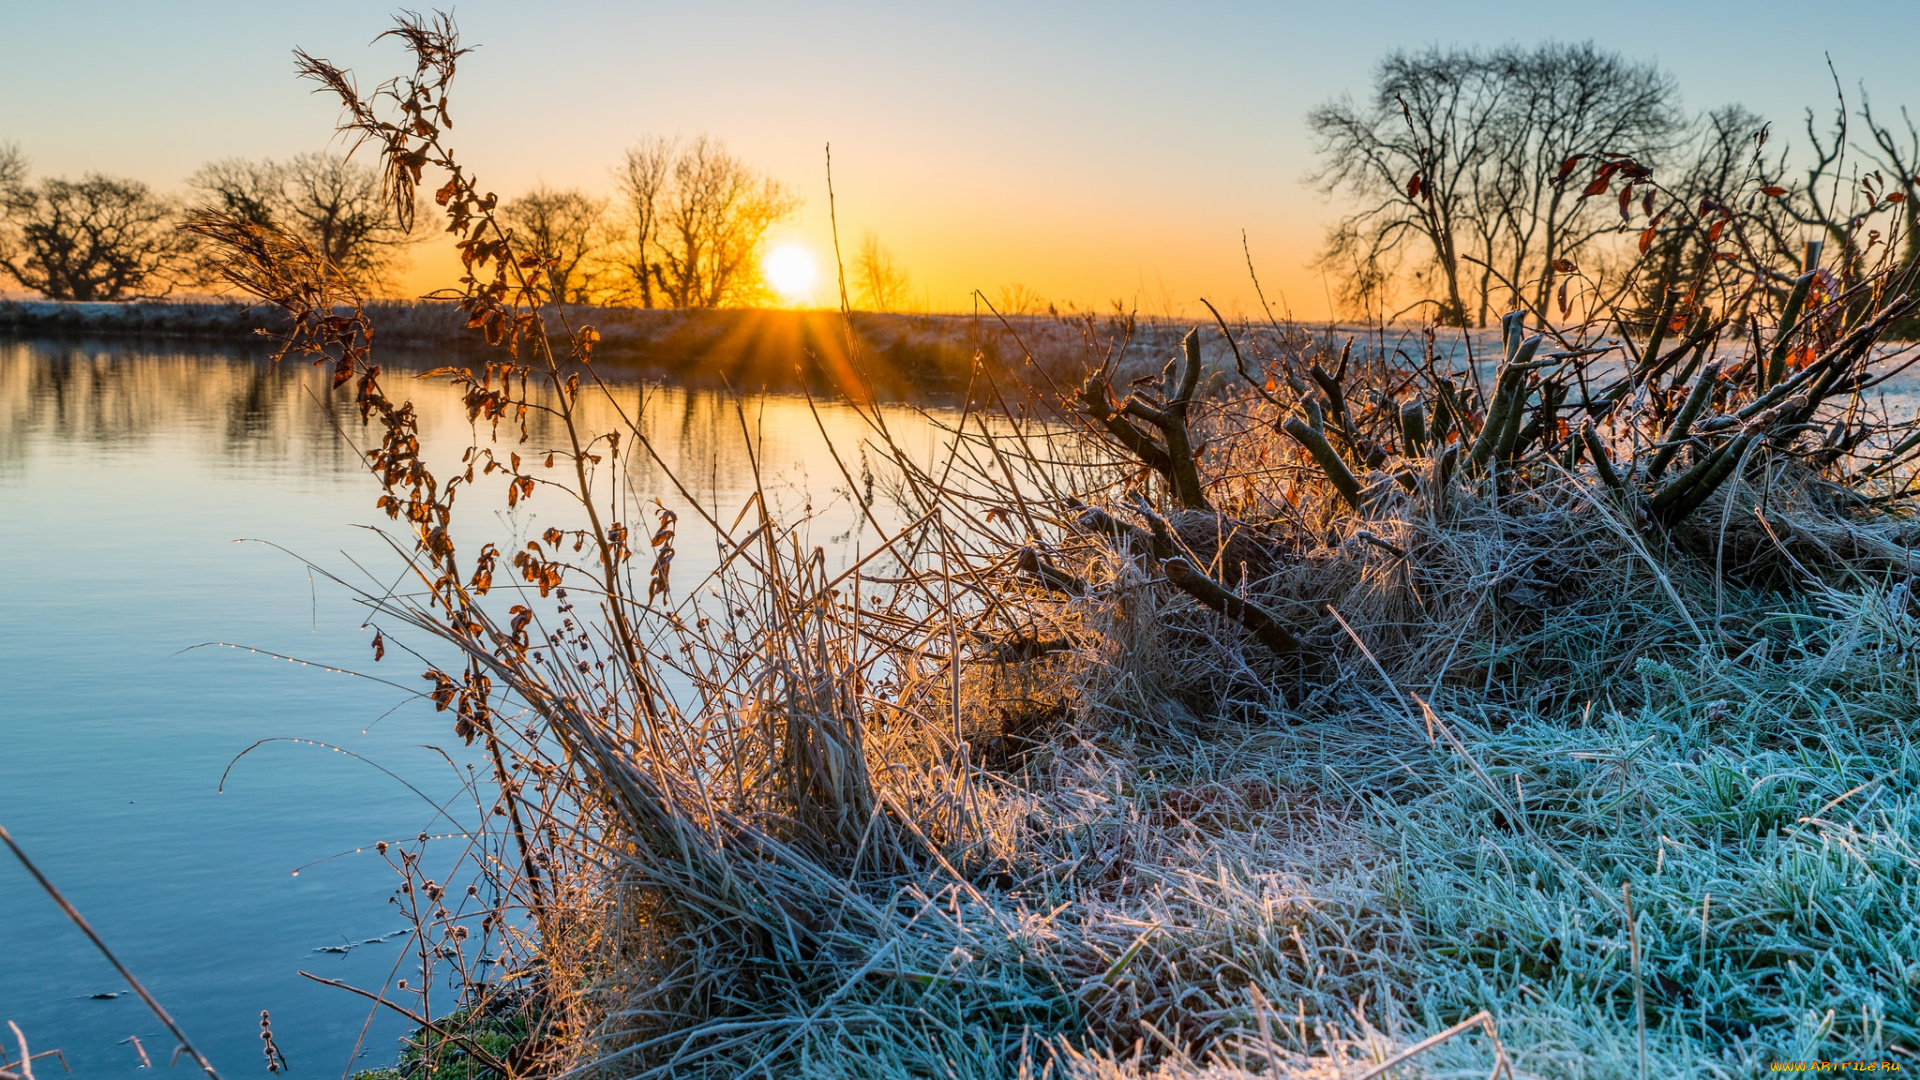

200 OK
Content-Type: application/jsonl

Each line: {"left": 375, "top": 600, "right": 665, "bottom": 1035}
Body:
{"left": 2, "top": 0, "right": 1913, "bottom": 318}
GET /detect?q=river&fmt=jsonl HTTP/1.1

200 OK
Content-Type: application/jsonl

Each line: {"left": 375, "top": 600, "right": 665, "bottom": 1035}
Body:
{"left": 0, "top": 335, "right": 955, "bottom": 1079}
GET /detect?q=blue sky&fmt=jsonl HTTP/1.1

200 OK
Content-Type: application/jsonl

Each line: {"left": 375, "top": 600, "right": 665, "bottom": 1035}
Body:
{"left": 2, "top": 0, "right": 1911, "bottom": 314}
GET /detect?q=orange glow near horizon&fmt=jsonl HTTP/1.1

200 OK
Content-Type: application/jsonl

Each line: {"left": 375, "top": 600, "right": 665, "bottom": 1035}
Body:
{"left": 388, "top": 202, "right": 1334, "bottom": 322}
{"left": 14, "top": 5, "right": 1876, "bottom": 324}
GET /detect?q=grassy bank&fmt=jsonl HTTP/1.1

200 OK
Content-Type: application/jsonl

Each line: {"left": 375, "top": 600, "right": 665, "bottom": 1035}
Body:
{"left": 314, "top": 295, "right": 1920, "bottom": 1078}
{"left": 295, "top": 298, "right": 1920, "bottom": 1079}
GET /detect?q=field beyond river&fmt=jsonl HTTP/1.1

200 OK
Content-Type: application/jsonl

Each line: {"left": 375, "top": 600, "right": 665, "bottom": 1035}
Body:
{"left": 0, "top": 299, "right": 1215, "bottom": 397}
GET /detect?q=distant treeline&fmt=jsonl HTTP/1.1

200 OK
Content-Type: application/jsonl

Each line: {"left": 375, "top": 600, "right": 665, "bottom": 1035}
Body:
{"left": 0, "top": 137, "right": 934, "bottom": 313}
{"left": 12, "top": 40, "right": 1911, "bottom": 337}
{"left": 1309, "top": 41, "right": 1919, "bottom": 329}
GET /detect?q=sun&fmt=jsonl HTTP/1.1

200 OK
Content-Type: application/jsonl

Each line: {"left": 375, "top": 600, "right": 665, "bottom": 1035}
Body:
{"left": 762, "top": 244, "right": 819, "bottom": 306}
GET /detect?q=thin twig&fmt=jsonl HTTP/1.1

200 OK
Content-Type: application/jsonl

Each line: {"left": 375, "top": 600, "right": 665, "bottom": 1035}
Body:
{"left": 0, "top": 826, "right": 222, "bottom": 1080}
{"left": 295, "top": 973, "right": 510, "bottom": 1075}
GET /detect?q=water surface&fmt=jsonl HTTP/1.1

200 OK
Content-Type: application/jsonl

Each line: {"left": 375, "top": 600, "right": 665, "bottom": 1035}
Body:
{"left": 0, "top": 336, "right": 950, "bottom": 1078}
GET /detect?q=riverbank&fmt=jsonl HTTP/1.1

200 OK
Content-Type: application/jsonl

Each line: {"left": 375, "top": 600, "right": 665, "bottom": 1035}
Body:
{"left": 315, "top": 286, "right": 1920, "bottom": 1077}
{"left": 0, "top": 299, "right": 1232, "bottom": 396}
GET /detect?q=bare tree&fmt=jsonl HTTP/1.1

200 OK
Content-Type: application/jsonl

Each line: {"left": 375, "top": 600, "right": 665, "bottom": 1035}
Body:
{"left": 279, "top": 153, "right": 418, "bottom": 291}
{"left": 0, "top": 142, "right": 25, "bottom": 287}
{"left": 852, "top": 231, "right": 911, "bottom": 311}
{"left": 1310, "top": 42, "right": 1682, "bottom": 325}
{"left": 188, "top": 152, "right": 417, "bottom": 292}
{"left": 608, "top": 137, "right": 673, "bottom": 308}
{"left": 1589, "top": 88, "right": 1915, "bottom": 336}
{"left": 0, "top": 154, "right": 187, "bottom": 301}
{"left": 605, "top": 135, "right": 800, "bottom": 309}
{"left": 1309, "top": 47, "right": 1508, "bottom": 325}
{"left": 1759, "top": 86, "right": 1920, "bottom": 286}
{"left": 660, "top": 136, "right": 800, "bottom": 308}
{"left": 188, "top": 157, "right": 283, "bottom": 228}
{"left": 1480, "top": 43, "right": 1681, "bottom": 317}
{"left": 995, "top": 282, "right": 1047, "bottom": 316}
{"left": 500, "top": 185, "right": 608, "bottom": 304}
{"left": 0, "top": 142, "right": 27, "bottom": 196}
{"left": 1854, "top": 92, "right": 1920, "bottom": 270}
{"left": 1627, "top": 107, "right": 1794, "bottom": 319}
